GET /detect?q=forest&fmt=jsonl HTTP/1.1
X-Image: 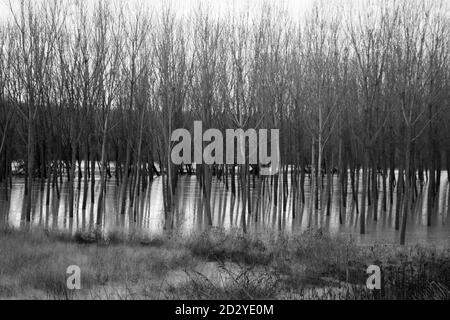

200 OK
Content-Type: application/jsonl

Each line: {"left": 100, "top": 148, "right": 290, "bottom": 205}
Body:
{"left": 0, "top": 0, "right": 449, "bottom": 248}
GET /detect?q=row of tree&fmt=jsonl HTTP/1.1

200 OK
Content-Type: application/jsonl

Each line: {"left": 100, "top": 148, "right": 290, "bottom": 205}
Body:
{"left": 0, "top": 0, "right": 449, "bottom": 244}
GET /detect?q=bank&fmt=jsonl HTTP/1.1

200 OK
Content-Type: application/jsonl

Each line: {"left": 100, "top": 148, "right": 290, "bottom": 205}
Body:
{"left": 0, "top": 227, "right": 449, "bottom": 299}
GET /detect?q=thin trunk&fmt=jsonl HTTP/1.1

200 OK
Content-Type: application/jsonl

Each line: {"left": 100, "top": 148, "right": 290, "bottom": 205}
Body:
{"left": 120, "top": 140, "right": 132, "bottom": 215}
{"left": 96, "top": 117, "right": 109, "bottom": 227}
{"left": 372, "top": 162, "right": 378, "bottom": 221}
{"left": 82, "top": 141, "right": 89, "bottom": 210}
{"left": 400, "top": 127, "right": 412, "bottom": 245}
{"left": 360, "top": 152, "right": 369, "bottom": 235}
{"left": 69, "top": 141, "right": 77, "bottom": 218}
{"left": 25, "top": 120, "right": 34, "bottom": 222}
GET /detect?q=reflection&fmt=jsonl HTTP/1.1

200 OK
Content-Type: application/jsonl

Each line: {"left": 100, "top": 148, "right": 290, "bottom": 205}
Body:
{"left": 0, "top": 172, "right": 449, "bottom": 246}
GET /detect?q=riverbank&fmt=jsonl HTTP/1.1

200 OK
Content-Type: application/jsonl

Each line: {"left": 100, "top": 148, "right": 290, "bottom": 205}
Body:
{"left": 0, "top": 227, "right": 449, "bottom": 299}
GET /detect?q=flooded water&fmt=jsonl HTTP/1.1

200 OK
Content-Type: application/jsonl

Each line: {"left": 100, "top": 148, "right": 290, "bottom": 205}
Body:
{"left": 1, "top": 170, "right": 450, "bottom": 246}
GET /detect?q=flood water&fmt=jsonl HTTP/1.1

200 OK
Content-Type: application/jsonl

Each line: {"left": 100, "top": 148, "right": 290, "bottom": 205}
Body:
{"left": 1, "top": 169, "right": 450, "bottom": 246}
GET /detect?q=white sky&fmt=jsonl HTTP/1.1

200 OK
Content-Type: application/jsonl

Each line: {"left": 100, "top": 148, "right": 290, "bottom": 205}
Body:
{"left": 1, "top": 0, "right": 448, "bottom": 28}
{"left": 0, "top": 0, "right": 318, "bottom": 23}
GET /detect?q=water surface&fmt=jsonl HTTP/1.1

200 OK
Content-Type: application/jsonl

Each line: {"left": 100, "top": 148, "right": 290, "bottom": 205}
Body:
{"left": 1, "top": 171, "right": 449, "bottom": 246}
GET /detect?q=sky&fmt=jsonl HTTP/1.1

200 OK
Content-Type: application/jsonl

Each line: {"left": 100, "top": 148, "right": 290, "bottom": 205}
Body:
{"left": 1, "top": 0, "right": 447, "bottom": 28}
{"left": 0, "top": 0, "right": 318, "bottom": 23}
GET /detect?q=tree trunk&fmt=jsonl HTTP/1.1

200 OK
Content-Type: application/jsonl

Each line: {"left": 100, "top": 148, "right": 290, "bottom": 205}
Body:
{"left": 82, "top": 141, "right": 89, "bottom": 210}
{"left": 69, "top": 141, "right": 77, "bottom": 218}
{"left": 360, "top": 151, "right": 369, "bottom": 235}
{"left": 400, "top": 127, "right": 412, "bottom": 245}
{"left": 119, "top": 139, "right": 132, "bottom": 215}
{"left": 96, "top": 117, "right": 109, "bottom": 227}
{"left": 25, "top": 120, "right": 34, "bottom": 222}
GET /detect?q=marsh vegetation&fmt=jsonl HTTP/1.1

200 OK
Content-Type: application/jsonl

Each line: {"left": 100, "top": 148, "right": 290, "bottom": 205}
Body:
{"left": 0, "top": 227, "right": 449, "bottom": 299}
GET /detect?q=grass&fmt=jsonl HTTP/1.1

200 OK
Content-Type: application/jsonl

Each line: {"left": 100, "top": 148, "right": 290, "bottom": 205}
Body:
{"left": 0, "top": 227, "right": 196, "bottom": 299}
{"left": 0, "top": 226, "right": 449, "bottom": 299}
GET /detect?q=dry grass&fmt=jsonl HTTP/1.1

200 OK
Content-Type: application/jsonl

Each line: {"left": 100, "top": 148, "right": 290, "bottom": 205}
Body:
{"left": 182, "top": 229, "right": 450, "bottom": 299}
{"left": 1, "top": 227, "right": 449, "bottom": 299}
{"left": 0, "top": 227, "right": 196, "bottom": 299}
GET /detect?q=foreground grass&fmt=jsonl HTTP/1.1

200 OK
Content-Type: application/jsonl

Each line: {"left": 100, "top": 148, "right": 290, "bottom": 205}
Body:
{"left": 0, "top": 227, "right": 449, "bottom": 299}
{"left": 0, "top": 228, "right": 196, "bottom": 299}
